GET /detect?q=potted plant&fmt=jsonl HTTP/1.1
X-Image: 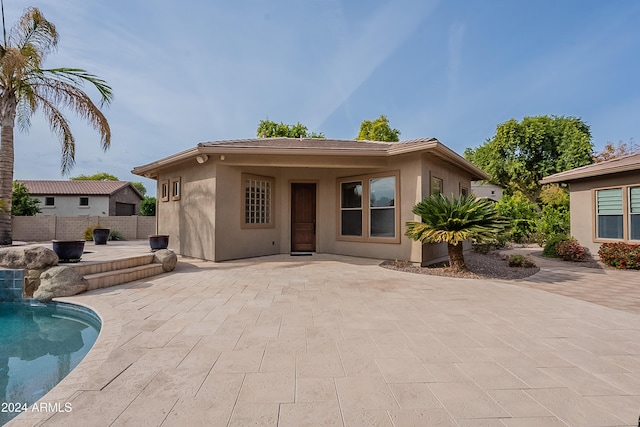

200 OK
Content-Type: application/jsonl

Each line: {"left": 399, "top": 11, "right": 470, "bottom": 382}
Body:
{"left": 52, "top": 240, "right": 85, "bottom": 262}
{"left": 92, "top": 227, "right": 111, "bottom": 245}
{"left": 149, "top": 234, "right": 169, "bottom": 251}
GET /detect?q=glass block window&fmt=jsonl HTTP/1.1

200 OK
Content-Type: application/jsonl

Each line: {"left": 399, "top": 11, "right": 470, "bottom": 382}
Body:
{"left": 243, "top": 174, "right": 274, "bottom": 228}
{"left": 597, "top": 188, "right": 623, "bottom": 239}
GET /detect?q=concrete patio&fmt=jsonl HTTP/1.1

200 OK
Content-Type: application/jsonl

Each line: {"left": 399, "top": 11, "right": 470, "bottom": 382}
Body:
{"left": 8, "top": 242, "right": 640, "bottom": 426}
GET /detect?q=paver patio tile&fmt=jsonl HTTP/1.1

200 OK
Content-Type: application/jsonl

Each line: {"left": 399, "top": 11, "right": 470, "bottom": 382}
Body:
{"left": 335, "top": 376, "right": 398, "bottom": 411}
{"left": 341, "top": 410, "right": 392, "bottom": 427}
{"left": 524, "top": 387, "right": 628, "bottom": 425}
{"left": 9, "top": 248, "right": 640, "bottom": 426}
{"left": 388, "top": 383, "right": 441, "bottom": 409}
{"left": 237, "top": 372, "right": 295, "bottom": 403}
{"left": 428, "top": 382, "right": 509, "bottom": 419}
{"left": 227, "top": 402, "right": 279, "bottom": 426}
{"left": 375, "top": 357, "right": 435, "bottom": 383}
{"left": 387, "top": 408, "right": 457, "bottom": 426}
{"left": 295, "top": 378, "right": 337, "bottom": 402}
{"left": 279, "top": 401, "right": 343, "bottom": 427}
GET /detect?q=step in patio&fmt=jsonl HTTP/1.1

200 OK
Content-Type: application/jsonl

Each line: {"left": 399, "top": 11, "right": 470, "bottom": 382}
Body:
{"left": 84, "top": 263, "right": 165, "bottom": 291}
{"left": 68, "top": 254, "right": 166, "bottom": 291}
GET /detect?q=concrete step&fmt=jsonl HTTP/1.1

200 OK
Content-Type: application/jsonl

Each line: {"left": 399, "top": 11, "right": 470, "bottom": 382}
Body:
{"left": 71, "top": 254, "right": 155, "bottom": 276}
{"left": 84, "top": 263, "right": 165, "bottom": 291}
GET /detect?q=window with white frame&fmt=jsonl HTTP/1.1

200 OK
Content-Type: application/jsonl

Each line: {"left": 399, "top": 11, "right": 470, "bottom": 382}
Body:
{"left": 630, "top": 186, "right": 640, "bottom": 240}
{"left": 596, "top": 188, "right": 623, "bottom": 239}
{"left": 171, "top": 177, "right": 181, "bottom": 201}
{"left": 338, "top": 172, "right": 399, "bottom": 242}
{"left": 243, "top": 174, "right": 274, "bottom": 228}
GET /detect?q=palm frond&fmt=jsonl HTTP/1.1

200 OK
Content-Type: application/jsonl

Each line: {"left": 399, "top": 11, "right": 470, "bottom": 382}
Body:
{"left": 34, "top": 95, "right": 75, "bottom": 173}
{"left": 42, "top": 68, "right": 113, "bottom": 106}
{"left": 405, "top": 194, "right": 507, "bottom": 245}
{"left": 10, "top": 7, "right": 57, "bottom": 58}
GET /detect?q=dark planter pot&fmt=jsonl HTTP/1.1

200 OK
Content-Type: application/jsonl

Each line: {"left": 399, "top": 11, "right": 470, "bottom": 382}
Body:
{"left": 52, "top": 240, "right": 85, "bottom": 263}
{"left": 149, "top": 234, "right": 169, "bottom": 251}
{"left": 93, "top": 228, "right": 110, "bottom": 245}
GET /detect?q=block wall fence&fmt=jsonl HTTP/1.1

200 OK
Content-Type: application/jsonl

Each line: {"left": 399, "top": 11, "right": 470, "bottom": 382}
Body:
{"left": 12, "top": 216, "right": 156, "bottom": 242}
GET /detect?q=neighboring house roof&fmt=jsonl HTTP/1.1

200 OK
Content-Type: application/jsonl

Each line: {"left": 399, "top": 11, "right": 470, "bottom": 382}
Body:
{"left": 17, "top": 180, "right": 144, "bottom": 199}
{"left": 540, "top": 152, "right": 640, "bottom": 184}
{"left": 132, "top": 137, "right": 490, "bottom": 180}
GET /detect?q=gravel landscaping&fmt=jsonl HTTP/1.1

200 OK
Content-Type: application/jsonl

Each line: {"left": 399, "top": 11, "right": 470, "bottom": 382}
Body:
{"left": 381, "top": 248, "right": 602, "bottom": 280}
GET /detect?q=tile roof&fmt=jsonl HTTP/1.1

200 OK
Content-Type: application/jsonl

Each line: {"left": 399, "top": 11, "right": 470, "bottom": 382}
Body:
{"left": 540, "top": 152, "right": 640, "bottom": 183}
{"left": 17, "top": 180, "right": 139, "bottom": 196}
{"left": 198, "top": 137, "right": 414, "bottom": 151}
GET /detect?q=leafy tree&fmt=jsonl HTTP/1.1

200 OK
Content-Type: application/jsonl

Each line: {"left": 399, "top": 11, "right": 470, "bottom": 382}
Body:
{"left": 495, "top": 191, "right": 537, "bottom": 243}
{"left": 405, "top": 194, "right": 506, "bottom": 271}
{"left": 0, "top": 7, "right": 112, "bottom": 244}
{"left": 257, "top": 119, "right": 324, "bottom": 138}
{"left": 356, "top": 115, "right": 400, "bottom": 142}
{"left": 72, "top": 172, "right": 146, "bottom": 195}
{"left": 131, "top": 182, "right": 146, "bottom": 196}
{"left": 71, "top": 172, "right": 118, "bottom": 181}
{"left": 11, "top": 182, "right": 40, "bottom": 216}
{"left": 593, "top": 139, "right": 640, "bottom": 162}
{"left": 140, "top": 196, "right": 156, "bottom": 216}
{"left": 536, "top": 184, "right": 570, "bottom": 240}
{"left": 464, "top": 116, "right": 593, "bottom": 204}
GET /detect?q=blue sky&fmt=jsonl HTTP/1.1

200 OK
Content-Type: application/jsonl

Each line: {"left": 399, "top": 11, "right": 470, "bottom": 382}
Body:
{"left": 6, "top": 0, "right": 640, "bottom": 195}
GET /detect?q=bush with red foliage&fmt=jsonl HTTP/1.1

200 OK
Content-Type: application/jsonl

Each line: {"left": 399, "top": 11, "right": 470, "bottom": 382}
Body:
{"left": 598, "top": 242, "right": 640, "bottom": 269}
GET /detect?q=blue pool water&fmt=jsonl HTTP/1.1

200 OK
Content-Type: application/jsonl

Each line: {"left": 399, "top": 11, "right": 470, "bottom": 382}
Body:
{"left": 0, "top": 302, "right": 100, "bottom": 425}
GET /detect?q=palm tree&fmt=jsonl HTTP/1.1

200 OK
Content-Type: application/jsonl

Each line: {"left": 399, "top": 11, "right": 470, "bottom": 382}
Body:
{"left": 405, "top": 194, "right": 506, "bottom": 271}
{"left": 0, "top": 7, "right": 112, "bottom": 244}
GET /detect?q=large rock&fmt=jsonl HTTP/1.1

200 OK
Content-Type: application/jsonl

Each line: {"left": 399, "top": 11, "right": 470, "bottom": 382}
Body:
{"left": 34, "top": 266, "right": 88, "bottom": 302}
{"left": 0, "top": 246, "right": 58, "bottom": 269}
{"left": 153, "top": 249, "right": 177, "bottom": 272}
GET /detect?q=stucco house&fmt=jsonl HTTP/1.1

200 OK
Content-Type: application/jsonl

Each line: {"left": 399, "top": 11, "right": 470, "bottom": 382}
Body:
{"left": 471, "top": 181, "right": 503, "bottom": 201}
{"left": 540, "top": 152, "right": 640, "bottom": 255}
{"left": 18, "top": 180, "right": 144, "bottom": 216}
{"left": 132, "top": 137, "right": 489, "bottom": 265}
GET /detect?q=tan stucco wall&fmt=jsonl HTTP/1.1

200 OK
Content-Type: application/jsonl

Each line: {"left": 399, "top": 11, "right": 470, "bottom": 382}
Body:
{"left": 156, "top": 160, "right": 217, "bottom": 260}
{"left": 568, "top": 171, "right": 640, "bottom": 256}
{"left": 153, "top": 152, "right": 475, "bottom": 264}
{"left": 420, "top": 154, "right": 474, "bottom": 265}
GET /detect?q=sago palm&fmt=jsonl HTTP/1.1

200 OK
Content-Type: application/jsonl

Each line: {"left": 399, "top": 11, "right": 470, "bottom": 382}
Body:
{"left": 0, "top": 7, "right": 112, "bottom": 244}
{"left": 405, "top": 194, "right": 506, "bottom": 271}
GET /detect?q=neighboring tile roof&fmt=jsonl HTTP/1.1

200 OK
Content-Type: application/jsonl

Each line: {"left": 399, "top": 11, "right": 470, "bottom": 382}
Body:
{"left": 198, "top": 137, "right": 418, "bottom": 151}
{"left": 17, "top": 180, "right": 140, "bottom": 197}
{"left": 540, "top": 152, "right": 640, "bottom": 183}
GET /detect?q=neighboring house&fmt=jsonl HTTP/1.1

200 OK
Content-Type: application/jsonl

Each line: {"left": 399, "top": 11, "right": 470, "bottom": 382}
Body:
{"left": 132, "top": 137, "right": 488, "bottom": 265}
{"left": 471, "top": 181, "right": 503, "bottom": 201}
{"left": 540, "top": 152, "right": 640, "bottom": 255}
{"left": 17, "top": 180, "right": 144, "bottom": 216}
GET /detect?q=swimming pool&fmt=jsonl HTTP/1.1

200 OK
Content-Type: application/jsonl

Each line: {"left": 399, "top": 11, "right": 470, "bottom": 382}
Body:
{"left": 0, "top": 301, "right": 100, "bottom": 425}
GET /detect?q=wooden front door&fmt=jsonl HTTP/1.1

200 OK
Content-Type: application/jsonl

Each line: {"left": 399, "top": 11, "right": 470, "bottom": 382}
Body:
{"left": 291, "top": 183, "right": 316, "bottom": 252}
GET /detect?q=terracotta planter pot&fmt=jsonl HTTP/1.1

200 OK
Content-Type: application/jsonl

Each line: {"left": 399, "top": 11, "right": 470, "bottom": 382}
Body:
{"left": 92, "top": 228, "right": 110, "bottom": 245}
{"left": 52, "top": 240, "right": 85, "bottom": 263}
{"left": 149, "top": 235, "right": 169, "bottom": 251}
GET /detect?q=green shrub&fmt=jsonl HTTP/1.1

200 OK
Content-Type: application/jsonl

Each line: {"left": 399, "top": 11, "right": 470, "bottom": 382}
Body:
{"left": 83, "top": 226, "right": 96, "bottom": 241}
{"left": 542, "top": 234, "right": 570, "bottom": 258}
{"left": 508, "top": 254, "right": 536, "bottom": 268}
{"left": 109, "top": 230, "right": 124, "bottom": 241}
{"left": 556, "top": 240, "right": 587, "bottom": 262}
{"left": 472, "top": 233, "right": 509, "bottom": 254}
{"left": 495, "top": 192, "right": 538, "bottom": 243}
{"left": 598, "top": 243, "right": 640, "bottom": 269}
